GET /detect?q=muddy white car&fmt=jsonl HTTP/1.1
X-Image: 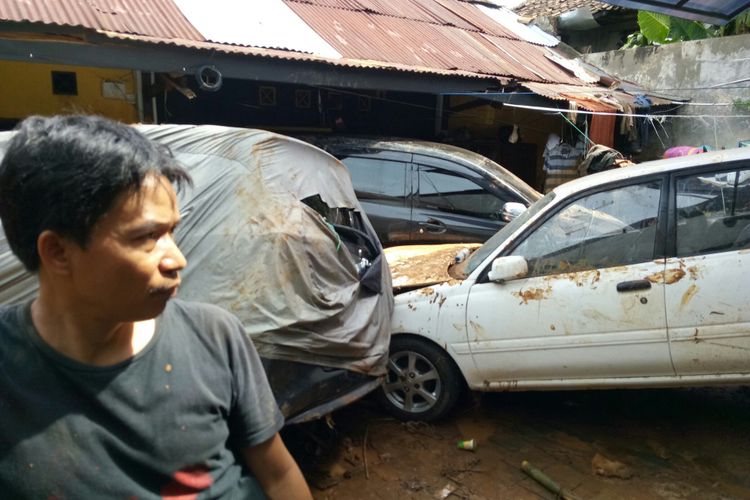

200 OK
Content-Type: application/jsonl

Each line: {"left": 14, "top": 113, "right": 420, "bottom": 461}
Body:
{"left": 382, "top": 147, "right": 750, "bottom": 420}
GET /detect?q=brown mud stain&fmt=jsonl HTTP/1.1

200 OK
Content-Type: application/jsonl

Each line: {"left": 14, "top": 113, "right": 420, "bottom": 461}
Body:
{"left": 687, "top": 266, "right": 701, "bottom": 280}
{"left": 419, "top": 287, "right": 436, "bottom": 296}
{"left": 469, "top": 320, "right": 487, "bottom": 341}
{"left": 512, "top": 285, "right": 551, "bottom": 304}
{"left": 646, "top": 268, "right": 686, "bottom": 285}
{"left": 681, "top": 284, "right": 699, "bottom": 307}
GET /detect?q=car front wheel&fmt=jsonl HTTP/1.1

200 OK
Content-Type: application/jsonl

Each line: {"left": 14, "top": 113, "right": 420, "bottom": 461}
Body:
{"left": 377, "top": 336, "right": 463, "bottom": 421}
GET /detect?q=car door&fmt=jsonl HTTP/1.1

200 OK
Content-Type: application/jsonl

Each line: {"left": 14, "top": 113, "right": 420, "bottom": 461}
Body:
{"left": 464, "top": 178, "right": 675, "bottom": 385}
{"left": 666, "top": 165, "right": 750, "bottom": 375}
{"left": 339, "top": 151, "right": 413, "bottom": 245}
{"left": 412, "top": 156, "right": 518, "bottom": 243}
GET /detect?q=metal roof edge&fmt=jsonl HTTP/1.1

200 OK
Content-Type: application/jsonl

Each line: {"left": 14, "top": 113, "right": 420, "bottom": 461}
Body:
{"left": 98, "top": 30, "right": 510, "bottom": 82}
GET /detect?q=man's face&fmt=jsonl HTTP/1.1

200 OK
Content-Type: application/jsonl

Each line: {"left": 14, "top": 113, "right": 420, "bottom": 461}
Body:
{"left": 65, "top": 175, "right": 186, "bottom": 322}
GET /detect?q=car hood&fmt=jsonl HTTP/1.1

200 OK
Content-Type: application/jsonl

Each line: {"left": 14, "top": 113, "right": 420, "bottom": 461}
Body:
{"left": 385, "top": 243, "right": 481, "bottom": 292}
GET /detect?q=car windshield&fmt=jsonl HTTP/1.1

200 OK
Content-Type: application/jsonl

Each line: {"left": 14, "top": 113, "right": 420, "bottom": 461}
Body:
{"left": 460, "top": 192, "right": 556, "bottom": 276}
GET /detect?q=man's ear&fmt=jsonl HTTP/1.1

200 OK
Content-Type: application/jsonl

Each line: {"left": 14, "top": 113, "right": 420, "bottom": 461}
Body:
{"left": 37, "top": 230, "right": 73, "bottom": 275}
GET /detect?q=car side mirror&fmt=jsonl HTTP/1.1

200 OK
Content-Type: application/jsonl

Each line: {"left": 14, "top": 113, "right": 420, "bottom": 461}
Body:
{"left": 487, "top": 256, "right": 528, "bottom": 283}
{"left": 501, "top": 202, "right": 526, "bottom": 223}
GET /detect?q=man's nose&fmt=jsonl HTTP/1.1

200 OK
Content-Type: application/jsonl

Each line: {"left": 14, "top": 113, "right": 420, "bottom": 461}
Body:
{"left": 159, "top": 236, "right": 187, "bottom": 275}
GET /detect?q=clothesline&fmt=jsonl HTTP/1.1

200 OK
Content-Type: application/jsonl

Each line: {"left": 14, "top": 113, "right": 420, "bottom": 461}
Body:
{"left": 502, "top": 102, "right": 750, "bottom": 119}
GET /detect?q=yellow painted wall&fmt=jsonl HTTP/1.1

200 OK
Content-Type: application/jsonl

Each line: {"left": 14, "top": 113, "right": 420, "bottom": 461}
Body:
{"left": 0, "top": 61, "right": 138, "bottom": 124}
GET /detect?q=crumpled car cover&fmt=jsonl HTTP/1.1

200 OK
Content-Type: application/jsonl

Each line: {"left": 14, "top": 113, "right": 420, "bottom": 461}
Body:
{"left": 0, "top": 124, "right": 392, "bottom": 375}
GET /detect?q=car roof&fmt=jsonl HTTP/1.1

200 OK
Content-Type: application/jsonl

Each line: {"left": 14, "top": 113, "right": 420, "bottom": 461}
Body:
{"left": 311, "top": 135, "right": 498, "bottom": 164}
{"left": 308, "top": 134, "right": 542, "bottom": 201}
{"left": 552, "top": 147, "right": 750, "bottom": 199}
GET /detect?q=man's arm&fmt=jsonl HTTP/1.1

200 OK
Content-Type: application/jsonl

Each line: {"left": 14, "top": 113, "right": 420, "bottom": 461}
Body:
{"left": 241, "top": 433, "right": 313, "bottom": 500}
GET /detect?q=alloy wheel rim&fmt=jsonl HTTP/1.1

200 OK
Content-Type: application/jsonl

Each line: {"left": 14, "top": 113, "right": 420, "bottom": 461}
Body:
{"left": 383, "top": 350, "right": 441, "bottom": 413}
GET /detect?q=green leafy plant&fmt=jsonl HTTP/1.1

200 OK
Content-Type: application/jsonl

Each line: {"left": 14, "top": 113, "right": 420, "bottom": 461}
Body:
{"left": 621, "top": 8, "right": 750, "bottom": 48}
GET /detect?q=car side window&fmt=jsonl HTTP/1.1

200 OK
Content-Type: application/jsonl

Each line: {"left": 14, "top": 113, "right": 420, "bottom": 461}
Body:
{"left": 675, "top": 168, "right": 750, "bottom": 256}
{"left": 341, "top": 156, "right": 407, "bottom": 202}
{"left": 416, "top": 165, "right": 504, "bottom": 218}
{"left": 511, "top": 180, "right": 662, "bottom": 277}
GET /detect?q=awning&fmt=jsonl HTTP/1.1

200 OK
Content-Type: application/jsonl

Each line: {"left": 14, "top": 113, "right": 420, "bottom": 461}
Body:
{"left": 521, "top": 82, "right": 677, "bottom": 112}
{"left": 600, "top": 0, "right": 750, "bottom": 25}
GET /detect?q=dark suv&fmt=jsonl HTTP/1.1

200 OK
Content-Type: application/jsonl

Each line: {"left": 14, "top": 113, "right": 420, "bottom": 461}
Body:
{"left": 309, "top": 136, "right": 541, "bottom": 246}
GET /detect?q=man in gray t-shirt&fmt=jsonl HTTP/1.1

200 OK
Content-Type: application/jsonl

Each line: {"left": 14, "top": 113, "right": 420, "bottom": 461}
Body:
{"left": 0, "top": 115, "right": 312, "bottom": 499}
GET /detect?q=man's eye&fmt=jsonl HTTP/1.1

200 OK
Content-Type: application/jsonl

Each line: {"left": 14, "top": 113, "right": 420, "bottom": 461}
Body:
{"left": 138, "top": 232, "right": 160, "bottom": 241}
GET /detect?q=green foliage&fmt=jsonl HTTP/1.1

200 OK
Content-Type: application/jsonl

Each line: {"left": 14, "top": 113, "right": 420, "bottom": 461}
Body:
{"left": 620, "top": 8, "right": 750, "bottom": 49}
{"left": 720, "top": 10, "right": 750, "bottom": 35}
{"left": 638, "top": 11, "right": 670, "bottom": 43}
{"left": 734, "top": 98, "right": 750, "bottom": 111}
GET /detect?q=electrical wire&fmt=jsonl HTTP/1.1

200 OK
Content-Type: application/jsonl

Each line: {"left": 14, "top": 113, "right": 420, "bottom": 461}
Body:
{"left": 502, "top": 102, "right": 750, "bottom": 119}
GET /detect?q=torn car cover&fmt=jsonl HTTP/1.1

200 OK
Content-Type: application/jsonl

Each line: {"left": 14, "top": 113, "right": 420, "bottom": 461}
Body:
{"left": 0, "top": 124, "right": 392, "bottom": 375}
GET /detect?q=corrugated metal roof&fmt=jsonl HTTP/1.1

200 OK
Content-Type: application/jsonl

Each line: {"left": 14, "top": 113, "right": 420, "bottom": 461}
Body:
{"left": 100, "top": 31, "right": 503, "bottom": 81}
{"left": 522, "top": 82, "right": 675, "bottom": 111}
{"left": 283, "top": 0, "right": 582, "bottom": 84}
{"left": 286, "top": 0, "right": 519, "bottom": 37}
{"left": 0, "top": 0, "right": 607, "bottom": 90}
{"left": 0, "top": 0, "right": 202, "bottom": 39}
{"left": 172, "top": 0, "right": 342, "bottom": 58}
{"left": 522, "top": 82, "right": 619, "bottom": 111}
{"left": 516, "top": 0, "right": 618, "bottom": 17}
{"left": 475, "top": 3, "right": 560, "bottom": 46}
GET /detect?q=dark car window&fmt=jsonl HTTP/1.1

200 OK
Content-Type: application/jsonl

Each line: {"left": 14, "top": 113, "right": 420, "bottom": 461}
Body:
{"left": 342, "top": 156, "right": 407, "bottom": 202}
{"left": 416, "top": 165, "right": 504, "bottom": 218}
{"left": 675, "top": 168, "right": 750, "bottom": 256}
{"left": 511, "top": 180, "right": 663, "bottom": 277}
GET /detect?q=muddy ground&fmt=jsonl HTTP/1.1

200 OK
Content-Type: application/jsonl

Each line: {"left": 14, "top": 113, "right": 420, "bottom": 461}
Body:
{"left": 283, "top": 387, "right": 750, "bottom": 499}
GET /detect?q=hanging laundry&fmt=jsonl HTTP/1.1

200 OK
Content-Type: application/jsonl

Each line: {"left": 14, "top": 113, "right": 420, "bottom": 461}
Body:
{"left": 589, "top": 113, "right": 616, "bottom": 147}
{"left": 663, "top": 145, "right": 708, "bottom": 158}
{"left": 543, "top": 138, "right": 586, "bottom": 193}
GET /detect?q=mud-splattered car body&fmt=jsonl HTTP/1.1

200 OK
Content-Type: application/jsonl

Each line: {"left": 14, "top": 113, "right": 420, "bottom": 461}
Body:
{"left": 382, "top": 147, "right": 750, "bottom": 420}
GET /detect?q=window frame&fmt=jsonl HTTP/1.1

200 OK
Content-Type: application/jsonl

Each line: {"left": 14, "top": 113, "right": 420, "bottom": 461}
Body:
{"left": 337, "top": 151, "right": 412, "bottom": 205}
{"left": 477, "top": 173, "right": 670, "bottom": 282}
{"left": 667, "top": 159, "right": 750, "bottom": 258}
{"left": 412, "top": 156, "right": 521, "bottom": 219}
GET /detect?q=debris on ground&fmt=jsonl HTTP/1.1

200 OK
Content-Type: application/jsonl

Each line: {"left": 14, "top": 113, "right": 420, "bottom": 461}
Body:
{"left": 521, "top": 460, "right": 584, "bottom": 500}
{"left": 591, "top": 452, "right": 634, "bottom": 479}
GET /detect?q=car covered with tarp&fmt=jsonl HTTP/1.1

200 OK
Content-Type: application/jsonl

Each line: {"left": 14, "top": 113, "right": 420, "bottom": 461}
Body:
{"left": 0, "top": 123, "right": 393, "bottom": 424}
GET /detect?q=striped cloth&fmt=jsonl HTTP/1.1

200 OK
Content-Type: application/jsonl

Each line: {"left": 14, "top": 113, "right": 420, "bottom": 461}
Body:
{"left": 543, "top": 140, "right": 585, "bottom": 193}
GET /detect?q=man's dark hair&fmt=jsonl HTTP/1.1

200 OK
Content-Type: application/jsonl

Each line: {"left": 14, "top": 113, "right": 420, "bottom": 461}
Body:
{"left": 0, "top": 115, "right": 191, "bottom": 271}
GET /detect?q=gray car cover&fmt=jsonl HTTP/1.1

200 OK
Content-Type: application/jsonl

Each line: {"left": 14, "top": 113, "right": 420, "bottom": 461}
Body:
{"left": 0, "top": 124, "right": 392, "bottom": 375}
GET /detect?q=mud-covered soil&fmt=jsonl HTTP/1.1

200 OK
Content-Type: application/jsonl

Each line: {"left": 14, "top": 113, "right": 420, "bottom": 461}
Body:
{"left": 283, "top": 387, "right": 750, "bottom": 500}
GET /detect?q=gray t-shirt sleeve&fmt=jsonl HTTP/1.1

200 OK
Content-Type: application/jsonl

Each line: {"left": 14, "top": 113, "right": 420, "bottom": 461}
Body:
{"left": 223, "top": 311, "right": 285, "bottom": 448}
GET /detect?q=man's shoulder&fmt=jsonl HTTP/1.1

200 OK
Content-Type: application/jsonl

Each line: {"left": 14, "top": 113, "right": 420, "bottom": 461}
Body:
{"left": 166, "top": 298, "right": 236, "bottom": 319}
{"left": 162, "top": 299, "right": 245, "bottom": 338}
{"left": 0, "top": 302, "right": 26, "bottom": 331}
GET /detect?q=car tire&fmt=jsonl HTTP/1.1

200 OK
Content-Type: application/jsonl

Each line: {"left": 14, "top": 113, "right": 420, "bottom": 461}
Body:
{"left": 377, "top": 336, "right": 463, "bottom": 421}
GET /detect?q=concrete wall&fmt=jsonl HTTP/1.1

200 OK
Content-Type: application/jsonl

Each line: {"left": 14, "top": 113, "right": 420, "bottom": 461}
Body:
{"left": 583, "top": 34, "right": 750, "bottom": 155}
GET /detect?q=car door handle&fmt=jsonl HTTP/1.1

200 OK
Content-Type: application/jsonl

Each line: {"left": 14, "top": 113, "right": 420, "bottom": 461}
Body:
{"left": 616, "top": 279, "right": 652, "bottom": 292}
{"left": 418, "top": 218, "right": 447, "bottom": 233}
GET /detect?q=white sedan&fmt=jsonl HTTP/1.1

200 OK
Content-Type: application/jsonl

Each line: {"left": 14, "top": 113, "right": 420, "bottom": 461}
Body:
{"left": 380, "top": 147, "right": 750, "bottom": 420}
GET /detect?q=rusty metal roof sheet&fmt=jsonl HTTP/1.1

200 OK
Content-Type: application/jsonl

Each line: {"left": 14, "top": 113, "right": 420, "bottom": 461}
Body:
{"left": 0, "top": 0, "right": 596, "bottom": 86}
{"left": 0, "top": 0, "right": 202, "bottom": 39}
{"left": 523, "top": 82, "right": 620, "bottom": 111}
{"left": 100, "top": 31, "right": 502, "bottom": 81}
{"left": 516, "top": 0, "right": 618, "bottom": 17}
{"left": 172, "top": 0, "right": 342, "bottom": 58}
{"left": 283, "top": 0, "right": 582, "bottom": 83}
{"left": 521, "top": 82, "right": 675, "bottom": 111}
